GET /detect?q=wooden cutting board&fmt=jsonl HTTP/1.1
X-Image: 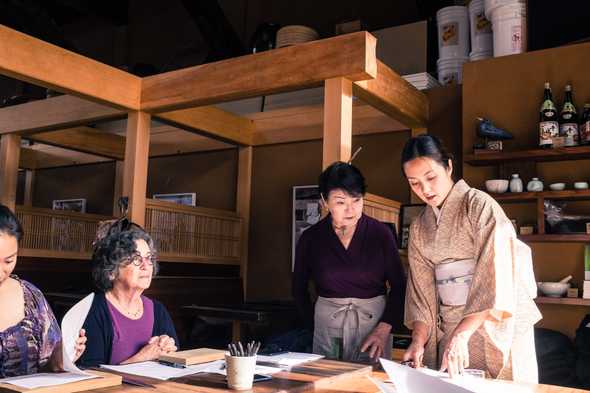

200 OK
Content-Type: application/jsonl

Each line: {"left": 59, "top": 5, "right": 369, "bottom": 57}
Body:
{"left": 159, "top": 348, "right": 225, "bottom": 366}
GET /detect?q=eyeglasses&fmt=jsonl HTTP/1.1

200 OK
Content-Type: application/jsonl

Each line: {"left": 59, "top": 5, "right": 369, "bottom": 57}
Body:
{"left": 123, "top": 251, "right": 157, "bottom": 267}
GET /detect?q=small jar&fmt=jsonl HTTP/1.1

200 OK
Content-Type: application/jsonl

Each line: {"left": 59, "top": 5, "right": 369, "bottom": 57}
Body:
{"left": 509, "top": 174, "right": 523, "bottom": 193}
{"left": 527, "top": 177, "right": 544, "bottom": 192}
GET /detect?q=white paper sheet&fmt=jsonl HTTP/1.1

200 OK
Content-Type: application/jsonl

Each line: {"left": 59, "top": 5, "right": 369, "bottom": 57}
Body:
{"left": 61, "top": 293, "right": 95, "bottom": 374}
{"left": 378, "top": 359, "right": 534, "bottom": 393}
{"left": 256, "top": 352, "right": 324, "bottom": 366}
{"left": 0, "top": 372, "right": 97, "bottom": 389}
{"left": 100, "top": 360, "right": 225, "bottom": 380}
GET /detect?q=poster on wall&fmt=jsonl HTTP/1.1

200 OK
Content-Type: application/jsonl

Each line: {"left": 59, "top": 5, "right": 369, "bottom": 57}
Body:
{"left": 52, "top": 198, "right": 87, "bottom": 213}
{"left": 292, "top": 185, "right": 322, "bottom": 272}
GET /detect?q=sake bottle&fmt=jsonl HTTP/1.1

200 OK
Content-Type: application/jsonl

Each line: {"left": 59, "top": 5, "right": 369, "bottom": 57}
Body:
{"left": 559, "top": 84, "right": 579, "bottom": 147}
{"left": 539, "top": 82, "right": 559, "bottom": 149}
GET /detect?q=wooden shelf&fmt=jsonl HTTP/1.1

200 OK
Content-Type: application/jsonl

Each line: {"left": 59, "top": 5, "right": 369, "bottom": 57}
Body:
{"left": 535, "top": 297, "right": 590, "bottom": 306}
{"left": 490, "top": 189, "right": 590, "bottom": 203}
{"left": 464, "top": 145, "right": 590, "bottom": 166}
{"left": 519, "top": 234, "right": 590, "bottom": 243}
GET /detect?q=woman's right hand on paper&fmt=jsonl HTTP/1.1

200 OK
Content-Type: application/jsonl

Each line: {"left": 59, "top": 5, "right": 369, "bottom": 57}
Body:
{"left": 402, "top": 341, "right": 424, "bottom": 368}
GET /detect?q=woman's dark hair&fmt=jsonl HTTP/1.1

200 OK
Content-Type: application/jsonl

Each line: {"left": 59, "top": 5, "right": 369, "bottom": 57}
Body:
{"left": 318, "top": 161, "right": 367, "bottom": 199}
{"left": 401, "top": 134, "right": 453, "bottom": 175}
{"left": 91, "top": 222, "right": 158, "bottom": 292}
{"left": 0, "top": 204, "right": 23, "bottom": 241}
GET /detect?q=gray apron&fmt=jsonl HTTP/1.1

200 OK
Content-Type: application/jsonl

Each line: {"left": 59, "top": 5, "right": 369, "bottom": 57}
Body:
{"left": 313, "top": 295, "right": 392, "bottom": 363}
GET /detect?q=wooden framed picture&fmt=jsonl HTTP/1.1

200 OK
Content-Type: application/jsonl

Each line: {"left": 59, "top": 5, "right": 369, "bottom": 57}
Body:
{"left": 153, "top": 193, "right": 197, "bottom": 206}
{"left": 398, "top": 203, "right": 426, "bottom": 249}
{"left": 52, "top": 198, "right": 86, "bottom": 213}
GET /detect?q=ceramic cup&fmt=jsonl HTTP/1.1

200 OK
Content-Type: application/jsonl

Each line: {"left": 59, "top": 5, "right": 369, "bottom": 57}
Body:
{"left": 225, "top": 353, "right": 257, "bottom": 390}
{"left": 574, "top": 182, "right": 589, "bottom": 190}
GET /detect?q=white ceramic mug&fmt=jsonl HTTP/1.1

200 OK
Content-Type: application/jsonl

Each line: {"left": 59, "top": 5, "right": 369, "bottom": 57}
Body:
{"left": 225, "top": 353, "right": 257, "bottom": 390}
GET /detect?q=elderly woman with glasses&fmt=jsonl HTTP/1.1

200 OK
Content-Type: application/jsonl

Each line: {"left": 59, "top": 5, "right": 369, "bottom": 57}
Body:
{"left": 77, "top": 221, "right": 178, "bottom": 367}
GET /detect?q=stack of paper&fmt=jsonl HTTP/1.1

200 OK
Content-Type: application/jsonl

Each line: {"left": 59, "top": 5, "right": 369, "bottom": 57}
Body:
{"left": 402, "top": 73, "right": 441, "bottom": 90}
{"left": 256, "top": 352, "right": 324, "bottom": 367}
{"left": 583, "top": 281, "right": 590, "bottom": 299}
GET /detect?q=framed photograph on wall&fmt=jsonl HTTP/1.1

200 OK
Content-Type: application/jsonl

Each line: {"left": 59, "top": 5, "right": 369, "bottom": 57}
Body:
{"left": 399, "top": 203, "right": 426, "bottom": 249}
{"left": 153, "top": 193, "right": 197, "bottom": 207}
{"left": 292, "top": 185, "right": 322, "bottom": 272}
{"left": 52, "top": 198, "right": 87, "bottom": 213}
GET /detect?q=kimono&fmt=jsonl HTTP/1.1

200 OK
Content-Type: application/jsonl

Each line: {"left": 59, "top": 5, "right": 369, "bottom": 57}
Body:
{"left": 293, "top": 213, "right": 406, "bottom": 362}
{"left": 404, "top": 180, "right": 541, "bottom": 383}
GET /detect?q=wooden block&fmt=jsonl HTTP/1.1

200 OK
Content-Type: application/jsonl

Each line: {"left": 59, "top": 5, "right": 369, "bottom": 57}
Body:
{"left": 0, "top": 370, "right": 121, "bottom": 393}
{"left": 159, "top": 348, "right": 225, "bottom": 366}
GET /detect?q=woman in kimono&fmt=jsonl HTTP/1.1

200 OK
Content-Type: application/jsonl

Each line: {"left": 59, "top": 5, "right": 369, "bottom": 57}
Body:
{"left": 400, "top": 135, "right": 541, "bottom": 382}
{"left": 293, "top": 161, "right": 406, "bottom": 362}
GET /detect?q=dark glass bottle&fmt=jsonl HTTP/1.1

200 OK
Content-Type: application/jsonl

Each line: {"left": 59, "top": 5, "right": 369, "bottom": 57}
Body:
{"left": 539, "top": 82, "right": 559, "bottom": 148}
{"left": 559, "top": 84, "right": 579, "bottom": 146}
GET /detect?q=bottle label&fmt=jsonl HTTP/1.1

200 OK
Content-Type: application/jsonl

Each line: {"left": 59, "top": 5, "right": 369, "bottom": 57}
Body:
{"left": 563, "top": 103, "right": 576, "bottom": 113}
{"left": 441, "top": 22, "right": 458, "bottom": 46}
{"left": 542, "top": 99, "right": 556, "bottom": 112}
{"left": 475, "top": 12, "right": 492, "bottom": 35}
{"left": 560, "top": 123, "right": 579, "bottom": 146}
{"left": 540, "top": 121, "right": 559, "bottom": 146}
{"left": 511, "top": 25, "right": 522, "bottom": 51}
{"left": 582, "top": 122, "right": 590, "bottom": 143}
{"left": 562, "top": 113, "right": 573, "bottom": 120}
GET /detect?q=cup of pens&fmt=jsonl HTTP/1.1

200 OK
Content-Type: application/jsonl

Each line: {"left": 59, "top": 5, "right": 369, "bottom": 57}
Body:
{"left": 225, "top": 341, "right": 261, "bottom": 390}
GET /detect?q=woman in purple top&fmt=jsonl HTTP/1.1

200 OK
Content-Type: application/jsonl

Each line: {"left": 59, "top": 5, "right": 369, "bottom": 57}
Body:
{"left": 78, "top": 220, "right": 178, "bottom": 367}
{"left": 293, "top": 162, "right": 406, "bottom": 363}
{"left": 0, "top": 205, "right": 86, "bottom": 377}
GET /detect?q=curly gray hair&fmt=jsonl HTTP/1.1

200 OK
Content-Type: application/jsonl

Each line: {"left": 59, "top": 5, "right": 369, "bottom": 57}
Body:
{"left": 91, "top": 223, "right": 159, "bottom": 292}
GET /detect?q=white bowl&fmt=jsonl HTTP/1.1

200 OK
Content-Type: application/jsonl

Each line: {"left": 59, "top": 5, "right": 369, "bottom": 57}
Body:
{"left": 485, "top": 179, "right": 509, "bottom": 193}
{"left": 574, "top": 182, "right": 589, "bottom": 190}
{"left": 537, "top": 282, "right": 570, "bottom": 297}
{"left": 549, "top": 183, "right": 565, "bottom": 191}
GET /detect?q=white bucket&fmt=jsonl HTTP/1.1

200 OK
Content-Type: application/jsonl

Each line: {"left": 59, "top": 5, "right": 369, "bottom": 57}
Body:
{"left": 484, "top": 0, "right": 524, "bottom": 19}
{"left": 490, "top": 2, "right": 527, "bottom": 57}
{"left": 469, "top": 0, "right": 493, "bottom": 54}
{"left": 437, "top": 57, "right": 468, "bottom": 85}
{"left": 437, "top": 6, "right": 470, "bottom": 59}
{"left": 469, "top": 50, "right": 492, "bottom": 62}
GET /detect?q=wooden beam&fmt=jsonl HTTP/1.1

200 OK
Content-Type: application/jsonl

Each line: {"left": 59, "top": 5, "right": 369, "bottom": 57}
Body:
{"left": 19, "top": 146, "right": 111, "bottom": 170}
{"left": 0, "top": 135, "right": 21, "bottom": 210}
{"left": 353, "top": 60, "right": 429, "bottom": 128}
{"left": 251, "top": 102, "right": 406, "bottom": 145}
{"left": 236, "top": 146, "right": 252, "bottom": 301}
{"left": 28, "top": 126, "right": 125, "bottom": 160}
{"left": 0, "top": 95, "right": 124, "bottom": 136}
{"left": 24, "top": 170, "right": 35, "bottom": 207}
{"left": 122, "top": 112, "right": 151, "bottom": 226}
{"left": 113, "top": 161, "right": 124, "bottom": 216}
{"left": 155, "top": 107, "right": 255, "bottom": 145}
{"left": 323, "top": 78, "right": 353, "bottom": 169}
{"left": 141, "top": 31, "right": 377, "bottom": 112}
{"left": 0, "top": 25, "right": 141, "bottom": 109}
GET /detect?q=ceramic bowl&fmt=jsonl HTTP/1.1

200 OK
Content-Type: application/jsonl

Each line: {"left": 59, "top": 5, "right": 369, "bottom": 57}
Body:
{"left": 574, "top": 182, "right": 589, "bottom": 190}
{"left": 485, "top": 179, "right": 509, "bottom": 194}
{"left": 549, "top": 183, "right": 565, "bottom": 191}
{"left": 537, "top": 282, "right": 570, "bottom": 298}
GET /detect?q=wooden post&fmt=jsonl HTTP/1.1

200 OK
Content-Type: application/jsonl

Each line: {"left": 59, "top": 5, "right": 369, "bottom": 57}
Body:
{"left": 322, "top": 78, "right": 353, "bottom": 169}
{"left": 236, "top": 146, "right": 253, "bottom": 301}
{"left": 23, "top": 169, "right": 35, "bottom": 207}
{"left": 0, "top": 135, "right": 21, "bottom": 211}
{"left": 409, "top": 128, "right": 428, "bottom": 203}
{"left": 122, "top": 112, "right": 151, "bottom": 226}
{"left": 113, "top": 160, "right": 124, "bottom": 216}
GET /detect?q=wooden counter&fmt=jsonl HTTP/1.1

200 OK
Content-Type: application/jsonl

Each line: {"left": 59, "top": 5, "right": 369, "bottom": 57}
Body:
{"left": 78, "top": 361, "right": 587, "bottom": 393}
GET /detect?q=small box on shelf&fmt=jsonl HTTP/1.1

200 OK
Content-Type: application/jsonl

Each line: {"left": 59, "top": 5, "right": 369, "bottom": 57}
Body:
{"left": 519, "top": 226, "right": 535, "bottom": 235}
{"left": 567, "top": 288, "right": 579, "bottom": 298}
{"left": 584, "top": 281, "right": 590, "bottom": 299}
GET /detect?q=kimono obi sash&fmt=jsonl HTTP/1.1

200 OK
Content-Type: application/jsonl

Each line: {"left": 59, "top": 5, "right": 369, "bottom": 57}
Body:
{"left": 435, "top": 258, "right": 476, "bottom": 306}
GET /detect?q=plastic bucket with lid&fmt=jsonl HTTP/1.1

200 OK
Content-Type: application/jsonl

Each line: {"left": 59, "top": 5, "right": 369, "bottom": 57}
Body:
{"left": 437, "top": 6, "right": 470, "bottom": 59}
{"left": 491, "top": 2, "right": 527, "bottom": 57}
{"left": 469, "top": 50, "right": 492, "bottom": 62}
{"left": 437, "top": 57, "right": 467, "bottom": 85}
{"left": 484, "top": 0, "right": 524, "bottom": 19}
{"left": 469, "top": 0, "right": 493, "bottom": 54}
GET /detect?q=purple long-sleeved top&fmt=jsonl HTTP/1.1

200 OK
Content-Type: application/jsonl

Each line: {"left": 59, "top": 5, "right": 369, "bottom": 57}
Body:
{"left": 292, "top": 214, "right": 406, "bottom": 328}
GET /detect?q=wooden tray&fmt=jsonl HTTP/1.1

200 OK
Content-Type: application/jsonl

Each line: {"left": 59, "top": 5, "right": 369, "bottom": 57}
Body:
{"left": 0, "top": 370, "right": 121, "bottom": 393}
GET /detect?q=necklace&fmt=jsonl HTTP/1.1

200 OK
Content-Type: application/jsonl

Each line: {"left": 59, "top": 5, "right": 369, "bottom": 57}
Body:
{"left": 107, "top": 293, "right": 143, "bottom": 318}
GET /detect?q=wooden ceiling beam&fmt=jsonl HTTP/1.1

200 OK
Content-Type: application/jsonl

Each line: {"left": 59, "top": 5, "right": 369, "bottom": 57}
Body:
{"left": 353, "top": 60, "right": 429, "bottom": 128}
{"left": 28, "top": 126, "right": 126, "bottom": 160}
{"left": 155, "top": 106, "right": 255, "bottom": 146}
{"left": 0, "top": 25, "right": 141, "bottom": 110}
{"left": 141, "top": 31, "right": 377, "bottom": 113}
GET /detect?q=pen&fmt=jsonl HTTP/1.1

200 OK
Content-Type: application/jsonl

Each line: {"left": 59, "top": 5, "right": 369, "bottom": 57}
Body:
{"left": 158, "top": 360, "right": 186, "bottom": 369}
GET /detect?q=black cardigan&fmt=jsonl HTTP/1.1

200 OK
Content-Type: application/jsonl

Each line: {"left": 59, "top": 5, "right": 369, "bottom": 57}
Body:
{"left": 77, "top": 292, "right": 178, "bottom": 368}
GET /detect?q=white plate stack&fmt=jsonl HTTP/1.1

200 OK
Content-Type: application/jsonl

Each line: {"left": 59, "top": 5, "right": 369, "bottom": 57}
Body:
{"left": 276, "top": 25, "right": 319, "bottom": 48}
{"left": 402, "top": 73, "right": 441, "bottom": 91}
{"left": 436, "top": 6, "right": 469, "bottom": 85}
